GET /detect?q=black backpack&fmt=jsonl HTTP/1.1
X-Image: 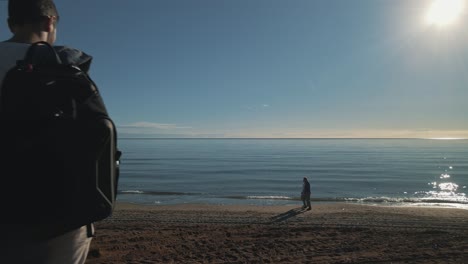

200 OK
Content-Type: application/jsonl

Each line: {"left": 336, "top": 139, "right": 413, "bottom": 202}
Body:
{"left": 0, "top": 41, "right": 121, "bottom": 240}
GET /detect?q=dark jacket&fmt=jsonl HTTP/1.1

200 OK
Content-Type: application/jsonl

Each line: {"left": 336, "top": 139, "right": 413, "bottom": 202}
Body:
{"left": 302, "top": 180, "right": 311, "bottom": 195}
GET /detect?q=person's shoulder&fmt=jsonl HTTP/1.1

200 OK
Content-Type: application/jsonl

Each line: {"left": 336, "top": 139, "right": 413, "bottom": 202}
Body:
{"left": 54, "top": 45, "right": 93, "bottom": 72}
{"left": 0, "top": 41, "right": 30, "bottom": 53}
{"left": 0, "top": 41, "right": 29, "bottom": 48}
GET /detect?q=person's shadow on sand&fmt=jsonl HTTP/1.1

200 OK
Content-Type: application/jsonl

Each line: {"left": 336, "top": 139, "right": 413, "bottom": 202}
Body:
{"left": 270, "top": 207, "right": 306, "bottom": 223}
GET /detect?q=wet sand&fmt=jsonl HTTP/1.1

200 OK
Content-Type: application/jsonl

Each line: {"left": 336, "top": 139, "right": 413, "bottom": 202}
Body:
{"left": 85, "top": 203, "right": 468, "bottom": 263}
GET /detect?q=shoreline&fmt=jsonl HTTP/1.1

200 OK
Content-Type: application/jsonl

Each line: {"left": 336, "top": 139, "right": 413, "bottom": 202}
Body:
{"left": 114, "top": 200, "right": 468, "bottom": 211}
{"left": 115, "top": 199, "right": 468, "bottom": 211}
{"left": 86, "top": 202, "right": 468, "bottom": 263}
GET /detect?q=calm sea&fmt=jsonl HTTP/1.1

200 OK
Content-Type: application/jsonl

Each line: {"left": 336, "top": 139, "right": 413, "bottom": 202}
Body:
{"left": 117, "top": 139, "right": 468, "bottom": 209}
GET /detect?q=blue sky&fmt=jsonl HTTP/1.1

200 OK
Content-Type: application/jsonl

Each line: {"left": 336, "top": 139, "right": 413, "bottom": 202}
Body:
{"left": 1, "top": 0, "right": 467, "bottom": 138}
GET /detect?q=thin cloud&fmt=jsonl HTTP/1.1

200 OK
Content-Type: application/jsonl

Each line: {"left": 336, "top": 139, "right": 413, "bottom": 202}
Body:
{"left": 216, "top": 129, "right": 468, "bottom": 139}
{"left": 242, "top": 104, "right": 270, "bottom": 110}
{"left": 120, "top": 122, "right": 192, "bottom": 130}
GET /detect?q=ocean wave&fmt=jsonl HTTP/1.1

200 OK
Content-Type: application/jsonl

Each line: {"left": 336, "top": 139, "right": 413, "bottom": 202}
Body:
{"left": 118, "top": 190, "right": 200, "bottom": 196}
{"left": 224, "top": 195, "right": 468, "bottom": 205}
{"left": 221, "top": 195, "right": 468, "bottom": 205}
{"left": 247, "top": 195, "right": 292, "bottom": 200}
{"left": 343, "top": 196, "right": 468, "bottom": 204}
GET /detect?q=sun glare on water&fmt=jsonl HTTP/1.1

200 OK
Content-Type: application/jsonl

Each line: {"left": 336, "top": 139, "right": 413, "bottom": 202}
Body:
{"left": 425, "top": 0, "right": 465, "bottom": 27}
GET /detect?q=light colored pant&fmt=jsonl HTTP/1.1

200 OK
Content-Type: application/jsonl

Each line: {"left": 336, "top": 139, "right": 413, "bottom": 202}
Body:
{"left": 5, "top": 225, "right": 93, "bottom": 264}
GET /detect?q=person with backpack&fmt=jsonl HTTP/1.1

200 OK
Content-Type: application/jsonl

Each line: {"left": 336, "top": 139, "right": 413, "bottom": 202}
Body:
{"left": 0, "top": 0, "right": 120, "bottom": 263}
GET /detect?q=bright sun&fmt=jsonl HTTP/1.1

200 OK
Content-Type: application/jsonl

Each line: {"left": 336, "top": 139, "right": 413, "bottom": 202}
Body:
{"left": 426, "top": 0, "right": 465, "bottom": 27}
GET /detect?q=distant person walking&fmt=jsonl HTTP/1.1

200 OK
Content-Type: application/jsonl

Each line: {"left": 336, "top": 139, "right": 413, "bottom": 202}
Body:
{"left": 301, "top": 177, "right": 311, "bottom": 210}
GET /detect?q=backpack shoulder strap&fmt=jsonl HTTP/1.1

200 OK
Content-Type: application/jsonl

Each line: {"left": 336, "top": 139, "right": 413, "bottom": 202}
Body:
{"left": 21, "top": 41, "right": 62, "bottom": 65}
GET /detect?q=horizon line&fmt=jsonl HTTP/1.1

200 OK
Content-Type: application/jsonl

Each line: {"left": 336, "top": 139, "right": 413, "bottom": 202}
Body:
{"left": 119, "top": 137, "right": 467, "bottom": 140}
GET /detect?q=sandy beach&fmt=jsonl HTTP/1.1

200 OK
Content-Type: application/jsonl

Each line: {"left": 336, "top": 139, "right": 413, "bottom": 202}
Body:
{"left": 85, "top": 203, "right": 468, "bottom": 263}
